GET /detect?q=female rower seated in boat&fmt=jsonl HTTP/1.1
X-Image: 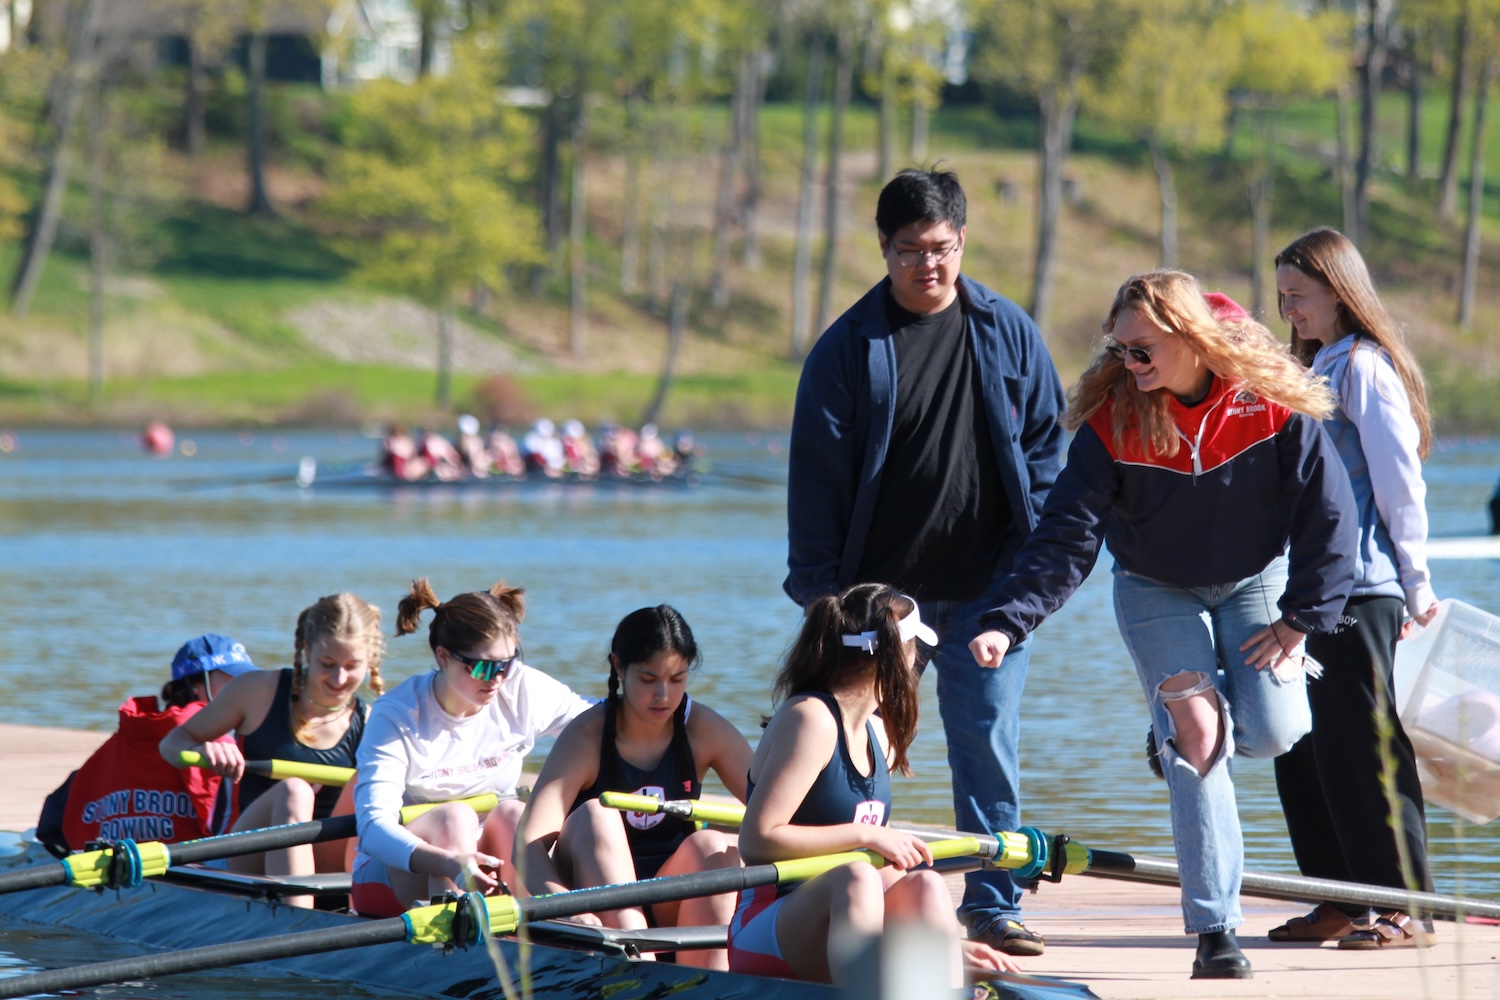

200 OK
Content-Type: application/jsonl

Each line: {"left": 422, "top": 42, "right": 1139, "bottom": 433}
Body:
{"left": 350, "top": 578, "right": 593, "bottom": 917}
{"left": 729, "top": 584, "right": 1017, "bottom": 986}
{"left": 159, "top": 594, "right": 384, "bottom": 906}
{"left": 516, "top": 605, "right": 753, "bottom": 969}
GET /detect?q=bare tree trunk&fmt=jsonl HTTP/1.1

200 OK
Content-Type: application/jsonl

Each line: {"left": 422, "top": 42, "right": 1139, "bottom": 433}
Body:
{"left": 642, "top": 277, "right": 689, "bottom": 427}
{"left": 739, "top": 49, "right": 767, "bottom": 270}
{"left": 1337, "top": 86, "right": 1357, "bottom": 236}
{"left": 1438, "top": 8, "right": 1470, "bottom": 220}
{"left": 790, "top": 36, "right": 824, "bottom": 359}
{"left": 1458, "top": 56, "right": 1493, "bottom": 329}
{"left": 246, "top": 29, "right": 275, "bottom": 216}
{"left": 9, "top": 0, "right": 101, "bottom": 318}
{"left": 647, "top": 164, "right": 670, "bottom": 306}
{"left": 911, "top": 92, "right": 930, "bottom": 164}
{"left": 709, "top": 54, "right": 750, "bottom": 309}
{"left": 568, "top": 87, "right": 588, "bottom": 356}
{"left": 1149, "top": 137, "right": 1177, "bottom": 269}
{"left": 1030, "top": 85, "right": 1076, "bottom": 331}
{"left": 417, "top": 0, "right": 436, "bottom": 77}
{"left": 435, "top": 304, "right": 453, "bottom": 406}
{"left": 1248, "top": 112, "right": 1277, "bottom": 319}
{"left": 1353, "top": 0, "right": 1389, "bottom": 245}
{"left": 620, "top": 92, "right": 642, "bottom": 295}
{"left": 88, "top": 77, "right": 108, "bottom": 405}
{"left": 815, "top": 23, "right": 852, "bottom": 337}
{"left": 533, "top": 94, "right": 565, "bottom": 293}
{"left": 1406, "top": 35, "right": 1422, "bottom": 184}
{"left": 877, "top": 47, "right": 896, "bottom": 183}
{"left": 185, "top": 34, "right": 206, "bottom": 155}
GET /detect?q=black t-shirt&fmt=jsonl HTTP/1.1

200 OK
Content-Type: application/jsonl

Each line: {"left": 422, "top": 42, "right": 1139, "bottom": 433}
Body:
{"left": 857, "top": 292, "right": 1011, "bottom": 601}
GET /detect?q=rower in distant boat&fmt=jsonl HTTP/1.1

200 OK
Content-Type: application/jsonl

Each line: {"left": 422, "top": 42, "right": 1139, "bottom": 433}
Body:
{"left": 160, "top": 594, "right": 384, "bottom": 907}
{"left": 517, "top": 605, "right": 753, "bottom": 971}
{"left": 350, "top": 578, "right": 592, "bottom": 917}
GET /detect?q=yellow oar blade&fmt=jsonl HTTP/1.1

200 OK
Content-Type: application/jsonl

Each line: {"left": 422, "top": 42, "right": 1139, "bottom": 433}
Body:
{"left": 177, "top": 750, "right": 354, "bottom": 787}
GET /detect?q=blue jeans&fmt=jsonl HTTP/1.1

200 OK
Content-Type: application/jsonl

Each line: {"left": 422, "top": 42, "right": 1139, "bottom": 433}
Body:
{"left": 925, "top": 585, "right": 1030, "bottom": 933}
{"left": 1113, "top": 556, "right": 1312, "bottom": 934}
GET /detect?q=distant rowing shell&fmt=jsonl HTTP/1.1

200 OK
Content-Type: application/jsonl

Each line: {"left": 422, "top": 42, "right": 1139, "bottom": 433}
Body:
{"left": 299, "top": 460, "right": 700, "bottom": 491}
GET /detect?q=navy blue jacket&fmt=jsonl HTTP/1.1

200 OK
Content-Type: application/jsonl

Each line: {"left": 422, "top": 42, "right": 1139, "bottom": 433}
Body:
{"left": 979, "top": 377, "right": 1359, "bottom": 641}
{"left": 784, "top": 275, "right": 1067, "bottom": 606}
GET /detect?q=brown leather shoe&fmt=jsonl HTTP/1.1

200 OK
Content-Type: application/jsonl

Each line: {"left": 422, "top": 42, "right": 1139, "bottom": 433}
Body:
{"left": 1267, "top": 903, "right": 1362, "bottom": 942}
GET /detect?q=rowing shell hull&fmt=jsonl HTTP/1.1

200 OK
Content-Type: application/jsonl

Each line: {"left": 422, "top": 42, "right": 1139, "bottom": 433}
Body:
{"left": 0, "top": 849, "right": 1093, "bottom": 1000}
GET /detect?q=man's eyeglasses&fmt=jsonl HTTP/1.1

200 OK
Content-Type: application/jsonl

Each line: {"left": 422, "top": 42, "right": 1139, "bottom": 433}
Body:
{"left": 890, "top": 243, "right": 962, "bottom": 268}
{"left": 1104, "top": 340, "right": 1156, "bottom": 366}
{"left": 450, "top": 646, "right": 522, "bottom": 681}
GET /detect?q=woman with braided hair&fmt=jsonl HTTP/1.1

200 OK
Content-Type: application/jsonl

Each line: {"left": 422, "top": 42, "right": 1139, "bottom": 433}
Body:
{"left": 160, "top": 593, "right": 384, "bottom": 906}
{"left": 350, "top": 578, "right": 591, "bottom": 918}
{"left": 517, "top": 606, "right": 752, "bottom": 970}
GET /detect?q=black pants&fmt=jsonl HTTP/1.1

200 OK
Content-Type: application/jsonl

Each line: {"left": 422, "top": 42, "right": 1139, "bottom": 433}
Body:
{"left": 1274, "top": 595, "right": 1432, "bottom": 914}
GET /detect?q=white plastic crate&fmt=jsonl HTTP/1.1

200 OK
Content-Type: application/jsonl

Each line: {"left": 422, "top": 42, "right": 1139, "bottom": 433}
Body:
{"left": 1395, "top": 598, "right": 1500, "bottom": 824}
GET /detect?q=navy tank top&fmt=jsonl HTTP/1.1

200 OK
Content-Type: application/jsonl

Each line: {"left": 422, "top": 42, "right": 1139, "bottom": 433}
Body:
{"left": 572, "top": 697, "right": 700, "bottom": 879}
{"left": 238, "top": 669, "right": 364, "bottom": 818}
{"left": 747, "top": 691, "right": 892, "bottom": 828}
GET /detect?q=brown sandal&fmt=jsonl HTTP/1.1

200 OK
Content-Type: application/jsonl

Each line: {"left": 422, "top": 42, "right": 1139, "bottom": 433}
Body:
{"left": 1268, "top": 904, "right": 1359, "bottom": 942}
{"left": 1338, "top": 912, "right": 1434, "bottom": 950}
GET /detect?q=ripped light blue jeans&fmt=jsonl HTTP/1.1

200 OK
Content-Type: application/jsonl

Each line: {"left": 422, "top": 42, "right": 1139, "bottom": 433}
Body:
{"left": 1113, "top": 555, "right": 1312, "bottom": 934}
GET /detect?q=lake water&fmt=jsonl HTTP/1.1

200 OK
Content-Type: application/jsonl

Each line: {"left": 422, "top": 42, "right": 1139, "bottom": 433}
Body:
{"left": 1, "top": 427, "right": 1498, "bottom": 995}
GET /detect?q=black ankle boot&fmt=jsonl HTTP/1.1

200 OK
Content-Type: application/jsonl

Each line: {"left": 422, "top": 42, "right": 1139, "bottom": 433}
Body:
{"left": 1192, "top": 930, "right": 1252, "bottom": 979}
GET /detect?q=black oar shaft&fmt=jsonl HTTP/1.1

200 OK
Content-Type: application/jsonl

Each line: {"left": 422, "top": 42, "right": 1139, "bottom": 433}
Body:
{"left": 515, "top": 855, "right": 983, "bottom": 925}
{"left": 0, "top": 817, "right": 355, "bottom": 895}
{"left": 0, "top": 918, "right": 408, "bottom": 999}
{"left": 169, "top": 815, "right": 355, "bottom": 866}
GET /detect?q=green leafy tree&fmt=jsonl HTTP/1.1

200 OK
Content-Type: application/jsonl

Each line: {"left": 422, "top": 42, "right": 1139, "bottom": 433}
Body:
{"left": 968, "top": 0, "right": 1136, "bottom": 334}
{"left": 1084, "top": 0, "right": 1227, "bottom": 267}
{"left": 324, "top": 45, "right": 541, "bottom": 406}
{"left": 1223, "top": 0, "right": 1346, "bottom": 315}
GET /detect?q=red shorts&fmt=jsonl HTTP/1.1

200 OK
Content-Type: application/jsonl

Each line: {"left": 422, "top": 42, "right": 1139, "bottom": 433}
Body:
{"left": 350, "top": 851, "right": 405, "bottom": 918}
{"left": 727, "top": 885, "right": 796, "bottom": 978}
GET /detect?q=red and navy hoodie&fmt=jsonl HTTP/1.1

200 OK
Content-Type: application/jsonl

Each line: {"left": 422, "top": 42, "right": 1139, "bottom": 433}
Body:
{"left": 979, "top": 375, "right": 1358, "bottom": 642}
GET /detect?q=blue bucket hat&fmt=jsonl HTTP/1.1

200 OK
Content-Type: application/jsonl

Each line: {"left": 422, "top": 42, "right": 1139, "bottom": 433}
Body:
{"left": 171, "top": 634, "right": 258, "bottom": 681}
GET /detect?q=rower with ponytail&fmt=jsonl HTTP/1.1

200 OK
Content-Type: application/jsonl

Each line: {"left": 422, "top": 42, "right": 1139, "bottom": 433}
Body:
{"left": 350, "top": 577, "right": 592, "bottom": 919}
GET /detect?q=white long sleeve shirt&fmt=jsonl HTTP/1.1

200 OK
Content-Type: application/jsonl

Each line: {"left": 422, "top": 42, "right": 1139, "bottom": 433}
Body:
{"left": 354, "top": 664, "right": 591, "bottom": 871}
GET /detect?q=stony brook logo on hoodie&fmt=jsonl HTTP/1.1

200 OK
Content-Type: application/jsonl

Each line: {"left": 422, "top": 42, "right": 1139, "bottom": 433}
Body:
{"left": 1227, "top": 389, "right": 1267, "bottom": 418}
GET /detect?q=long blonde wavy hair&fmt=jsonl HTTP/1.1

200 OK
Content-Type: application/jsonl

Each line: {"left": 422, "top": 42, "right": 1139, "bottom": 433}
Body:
{"left": 1065, "top": 270, "right": 1336, "bottom": 458}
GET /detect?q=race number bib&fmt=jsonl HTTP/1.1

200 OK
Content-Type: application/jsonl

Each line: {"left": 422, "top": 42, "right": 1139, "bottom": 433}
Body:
{"left": 853, "top": 800, "right": 886, "bottom": 825}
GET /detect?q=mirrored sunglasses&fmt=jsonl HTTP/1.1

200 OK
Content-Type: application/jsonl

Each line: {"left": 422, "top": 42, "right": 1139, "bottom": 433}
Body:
{"left": 451, "top": 646, "right": 522, "bottom": 681}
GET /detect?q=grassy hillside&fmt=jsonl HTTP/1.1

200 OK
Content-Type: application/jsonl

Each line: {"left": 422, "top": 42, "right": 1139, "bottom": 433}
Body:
{"left": 1, "top": 90, "right": 1497, "bottom": 432}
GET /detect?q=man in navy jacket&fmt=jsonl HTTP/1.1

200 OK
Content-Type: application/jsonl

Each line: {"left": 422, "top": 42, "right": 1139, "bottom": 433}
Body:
{"left": 785, "top": 168, "right": 1065, "bottom": 954}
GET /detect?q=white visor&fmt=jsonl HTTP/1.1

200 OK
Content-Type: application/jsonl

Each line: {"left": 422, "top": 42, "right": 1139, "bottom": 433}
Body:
{"left": 839, "top": 597, "right": 939, "bottom": 653}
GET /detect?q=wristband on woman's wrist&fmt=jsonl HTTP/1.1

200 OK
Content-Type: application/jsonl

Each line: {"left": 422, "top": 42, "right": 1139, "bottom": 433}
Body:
{"left": 1281, "top": 613, "right": 1314, "bottom": 635}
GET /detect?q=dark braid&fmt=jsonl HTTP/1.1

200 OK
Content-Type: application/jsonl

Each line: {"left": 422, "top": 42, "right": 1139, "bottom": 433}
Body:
{"left": 602, "top": 665, "right": 623, "bottom": 791}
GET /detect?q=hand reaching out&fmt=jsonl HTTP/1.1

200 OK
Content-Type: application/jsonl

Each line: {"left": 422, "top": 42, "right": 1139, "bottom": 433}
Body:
{"left": 969, "top": 630, "right": 1012, "bottom": 668}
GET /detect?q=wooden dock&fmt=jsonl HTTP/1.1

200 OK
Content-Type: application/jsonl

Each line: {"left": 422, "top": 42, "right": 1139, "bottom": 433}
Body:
{"left": 2, "top": 723, "right": 1496, "bottom": 999}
